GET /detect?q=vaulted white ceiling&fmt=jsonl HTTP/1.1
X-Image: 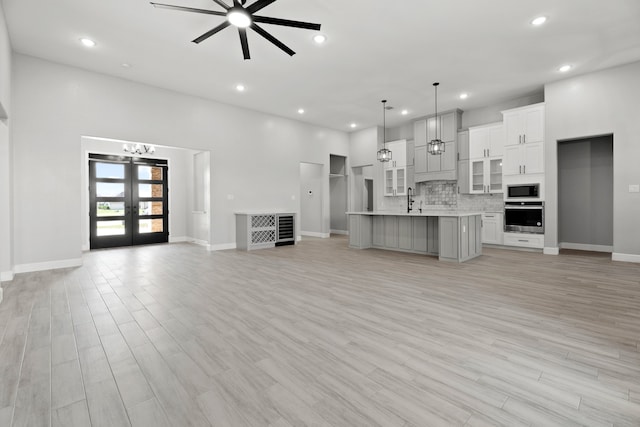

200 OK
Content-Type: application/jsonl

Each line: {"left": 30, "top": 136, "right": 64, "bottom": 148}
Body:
{"left": 3, "top": 0, "right": 640, "bottom": 130}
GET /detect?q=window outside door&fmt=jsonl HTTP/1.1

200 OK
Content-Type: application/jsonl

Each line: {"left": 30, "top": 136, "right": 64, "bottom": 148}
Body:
{"left": 89, "top": 154, "right": 169, "bottom": 249}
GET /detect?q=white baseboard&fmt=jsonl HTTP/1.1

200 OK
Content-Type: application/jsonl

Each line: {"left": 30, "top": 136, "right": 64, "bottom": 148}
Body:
{"left": 208, "top": 242, "right": 236, "bottom": 251}
{"left": 188, "top": 238, "right": 210, "bottom": 248}
{"left": 559, "top": 242, "right": 613, "bottom": 253}
{"left": 330, "top": 229, "right": 349, "bottom": 235}
{"left": 169, "top": 236, "right": 189, "bottom": 243}
{"left": 300, "top": 231, "right": 330, "bottom": 238}
{"left": 297, "top": 236, "right": 302, "bottom": 242}
{"left": 543, "top": 247, "right": 559, "bottom": 255}
{"left": 1, "top": 270, "right": 14, "bottom": 282}
{"left": 14, "top": 258, "right": 83, "bottom": 274}
{"left": 612, "top": 252, "right": 640, "bottom": 263}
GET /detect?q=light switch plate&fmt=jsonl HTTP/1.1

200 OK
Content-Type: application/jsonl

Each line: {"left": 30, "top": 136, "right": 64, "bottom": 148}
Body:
{"left": 629, "top": 184, "right": 640, "bottom": 193}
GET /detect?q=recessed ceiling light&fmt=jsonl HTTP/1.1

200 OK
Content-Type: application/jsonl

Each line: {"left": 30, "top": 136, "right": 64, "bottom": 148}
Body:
{"left": 80, "top": 38, "right": 96, "bottom": 48}
{"left": 121, "top": 63, "right": 131, "bottom": 68}
{"left": 236, "top": 84, "right": 246, "bottom": 92}
{"left": 313, "top": 34, "right": 327, "bottom": 44}
{"left": 401, "top": 110, "right": 409, "bottom": 115}
{"left": 459, "top": 93, "right": 469, "bottom": 100}
{"left": 297, "top": 108, "right": 305, "bottom": 114}
{"left": 558, "top": 64, "right": 572, "bottom": 73}
{"left": 350, "top": 123, "right": 357, "bottom": 128}
{"left": 531, "top": 16, "right": 547, "bottom": 26}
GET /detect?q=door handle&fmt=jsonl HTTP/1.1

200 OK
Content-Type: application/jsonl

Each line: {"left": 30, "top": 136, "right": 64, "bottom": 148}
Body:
{"left": 523, "top": 134, "right": 526, "bottom": 143}
{"left": 519, "top": 165, "right": 522, "bottom": 174}
{"left": 519, "top": 135, "right": 522, "bottom": 144}
{"left": 523, "top": 165, "right": 526, "bottom": 174}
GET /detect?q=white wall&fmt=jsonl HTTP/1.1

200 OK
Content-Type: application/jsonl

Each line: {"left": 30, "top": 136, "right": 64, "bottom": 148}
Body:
{"left": 79, "top": 137, "right": 197, "bottom": 249}
{"left": 299, "top": 162, "right": 324, "bottom": 235}
{"left": 11, "top": 54, "right": 349, "bottom": 269}
{"left": 545, "top": 60, "right": 640, "bottom": 259}
{"left": 0, "top": 3, "right": 12, "bottom": 281}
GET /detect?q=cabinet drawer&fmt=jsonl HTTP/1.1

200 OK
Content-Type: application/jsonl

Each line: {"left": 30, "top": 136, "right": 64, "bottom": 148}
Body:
{"left": 503, "top": 233, "right": 544, "bottom": 249}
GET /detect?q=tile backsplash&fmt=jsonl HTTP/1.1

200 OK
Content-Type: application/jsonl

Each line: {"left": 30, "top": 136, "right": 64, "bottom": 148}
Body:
{"left": 379, "top": 180, "right": 504, "bottom": 212}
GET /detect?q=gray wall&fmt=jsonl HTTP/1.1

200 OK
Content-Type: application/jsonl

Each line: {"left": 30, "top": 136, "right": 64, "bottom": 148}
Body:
{"left": 546, "top": 60, "right": 640, "bottom": 258}
{"left": 0, "top": 4, "right": 12, "bottom": 280}
{"left": 300, "top": 163, "right": 324, "bottom": 234}
{"left": 558, "top": 136, "right": 613, "bottom": 248}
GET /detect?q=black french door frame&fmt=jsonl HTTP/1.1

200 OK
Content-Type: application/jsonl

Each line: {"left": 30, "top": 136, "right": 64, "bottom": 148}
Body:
{"left": 89, "top": 154, "right": 169, "bottom": 249}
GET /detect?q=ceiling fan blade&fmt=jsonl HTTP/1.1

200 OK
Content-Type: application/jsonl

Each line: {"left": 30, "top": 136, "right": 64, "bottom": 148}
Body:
{"left": 192, "top": 21, "right": 231, "bottom": 44}
{"left": 253, "top": 15, "right": 321, "bottom": 30}
{"left": 246, "top": 0, "right": 277, "bottom": 14}
{"left": 251, "top": 23, "right": 295, "bottom": 56}
{"left": 151, "top": 2, "right": 226, "bottom": 16}
{"left": 210, "top": 0, "right": 230, "bottom": 10}
{"left": 238, "top": 28, "right": 251, "bottom": 60}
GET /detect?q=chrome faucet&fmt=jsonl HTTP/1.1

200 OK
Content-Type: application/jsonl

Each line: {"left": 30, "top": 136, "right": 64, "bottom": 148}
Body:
{"left": 407, "top": 187, "right": 415, "bottom": 213}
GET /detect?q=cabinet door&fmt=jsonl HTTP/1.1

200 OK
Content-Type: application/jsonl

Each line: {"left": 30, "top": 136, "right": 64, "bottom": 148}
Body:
{"left": 488, "top": 125, "right": 505, "bottom": 157}
{"left": 503, "top": 145, "right": 522, "bottom": 176}
{"left": 427, "top": 148, "right": 441, "bottom": 173}
{"left": 412, "top": 217, "right": 428, "bottom": 253}
{"left": 414, "top": 145, "right": 427, "bottom": 174}
{"left": 388, "top": 140, "right": 407, "bottom": 168}
{"left": 470, "top": 160, "right": 485, "bottom": 193}
{"left": 427, "top": 217, "right": 439, "bottom": 254}
{"left": 384, "top": 216, "right": 398, "bottom": 248}
{"left": 523, "top": 142, "right": 544, "bottom": 174}
{"left": 457, "top": 130, "right": 469, "bottom": 161}
{"left": 427, "top": 116, "right": 438, "bottom": 142}
{"left": 440, "top": 112, "right": 455, "bottom": 142}
{"left": 395, "top": 168, "right": 407, "bottom": 196}
{"left": 414, "top": 120, "right": 427, "bottom": 147}
{"left": 524, "top": 107, "right": 544, "bottom": 144}
{"left": 441, "top": 141, "right": 456, "bottom": 172}
{"left": 503, "top": 112, "right": 522, "bottom": 146}
{"left": 482, "top": 216, "right": 499, "bottom": 244}
{"left": 488, "top": 158, "right": 503, "bottom": 193}
{"left": 372, "top": 216, "right": 384, "bottom": 246}
{"left": 384, "top": 169, "right": 395, "bottom": 196}
{"left": 398, "top": 217, "right": 413, "bottom": 250}
{"left": 457, "top": 160, "right": 469, "bottom": 194}
{"left": 469, "top": 128, "right": 487, "bottom": 159}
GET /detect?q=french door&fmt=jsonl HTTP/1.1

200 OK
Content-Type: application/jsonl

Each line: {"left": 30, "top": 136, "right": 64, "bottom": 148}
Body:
{"left": 89, "top": 154, "right": 169, "bottom": 249}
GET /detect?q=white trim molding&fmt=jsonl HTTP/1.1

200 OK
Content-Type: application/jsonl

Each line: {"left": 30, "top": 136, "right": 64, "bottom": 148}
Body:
{"left": 14, "top": 258, "right": 83, "bottom": 275}
{"left": 330, "top": 229, "right": 349, "bottom": 235}
{"left": 1, "top": 271, "right": 14, "bottom": 282}
{"left": 208, "top": 242, "right": 236, "bottom": 251}
{"left": 188, "top": 239, "right": 210, "bottom": 248}
{"left": 543, "top": 247, "right": 560, "bottom": 255}
{"left": 0, "top": 286, "right": 3, "bottom": 304}
{"left": 169, "top": 236, "right": 190, "bottom": 243}
{"left": 559, "top": 242, "right": 613, "bottom": 253}
{"left": 300, "top": 231, "right": 331, "bottom": 238}
{"left": 612, "top": 253, "right": 640, "bottom": 263}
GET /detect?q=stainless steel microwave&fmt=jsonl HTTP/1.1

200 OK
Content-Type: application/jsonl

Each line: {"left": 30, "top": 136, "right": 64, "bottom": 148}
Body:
{"left": 506, "top": 183, "right": 539, "bottom": 199}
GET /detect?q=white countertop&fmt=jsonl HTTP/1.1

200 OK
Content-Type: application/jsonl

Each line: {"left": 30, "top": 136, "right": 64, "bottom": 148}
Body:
{"left": 346, "top": 210, "right": 483, "bottom": 217}
{"left": 235, "top": 211, "right": 297, "bottom": 215}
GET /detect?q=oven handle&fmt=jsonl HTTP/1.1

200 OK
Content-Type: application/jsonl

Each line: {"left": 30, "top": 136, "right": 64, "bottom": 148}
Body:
{"left": 504, "top": 206, "right": 543, "bottom": 210}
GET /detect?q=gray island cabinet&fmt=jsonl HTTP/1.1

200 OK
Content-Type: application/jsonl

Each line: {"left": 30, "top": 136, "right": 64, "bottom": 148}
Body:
{"left": 347, "top": 211, "right": 482, "bottom": 262}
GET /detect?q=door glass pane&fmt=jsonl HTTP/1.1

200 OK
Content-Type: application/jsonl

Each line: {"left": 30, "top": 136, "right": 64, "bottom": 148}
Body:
{"left": 396, "top": 169, "right": 405, "bottom": 194}
{"left": 472, "top": 161, "right": 484, "bottom": 191}
{"left": 96, "top": 220, "right": 126, "bottom": 236}
{"left": 138, "top": 166, "right": 163, "bottom": 181}
{"left": 139, "top": 201, "right": 163, "bottom": 216}
{"left": 96, "top": 162, "right": 125, "bottom": 179}
{"left": 139, "top": 219, "right": 163, "bottom": 233}
{"left": 97, "top": 202, "right": 125, "bottom": 217}
{"left": 490, "top": 159, "right": 503, "bottom": 191}
{"left": 96, "top": 182, "right": 125, "bottom": 198}
{"left": 385, "top": 170, "right": 394, "bottom": 194}
{"left": 139, "top": 184, "right": 163, "bottom": 198}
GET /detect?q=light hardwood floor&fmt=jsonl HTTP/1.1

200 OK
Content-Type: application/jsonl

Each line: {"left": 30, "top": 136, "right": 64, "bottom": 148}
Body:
{"left": 1, "top": 236, "right": 639, "bottom": 426}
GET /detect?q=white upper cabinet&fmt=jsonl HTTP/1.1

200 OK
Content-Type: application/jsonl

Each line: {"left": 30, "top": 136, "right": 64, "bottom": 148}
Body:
{"left": 469, "top": 122, "right": 504, "bottom": 159}
{"left": 502, "top": 103, "right": 545, "bottom": 176}
{"left": 468, "top": 123, "right": 504, "bottom": 193}
{"left": 383, "top": 140, "right": 408, "bottom": 196}
{"left": 383, "top": 139, "right": 407, "bottom": 169}
{"left": 503, "top": 103, "right": 544, "bottom": 146}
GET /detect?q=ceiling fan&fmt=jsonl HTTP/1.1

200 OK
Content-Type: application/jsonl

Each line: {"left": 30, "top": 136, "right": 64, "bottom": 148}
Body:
{"left": 150, "top": 0, "right": 322, "bottom": 59}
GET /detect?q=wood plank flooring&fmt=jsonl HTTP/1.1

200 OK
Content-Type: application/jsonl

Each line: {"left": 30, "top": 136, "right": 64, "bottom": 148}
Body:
{"left": 1, "top": 236, "right": 639, "bottom": 426}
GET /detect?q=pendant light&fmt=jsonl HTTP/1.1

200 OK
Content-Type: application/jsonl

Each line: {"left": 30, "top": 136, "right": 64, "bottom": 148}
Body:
{"left": 427, "top": 82, "right": 445, "bottom": 155}
{"left": 377, "top": 99, "right": 392, "bottom": 162}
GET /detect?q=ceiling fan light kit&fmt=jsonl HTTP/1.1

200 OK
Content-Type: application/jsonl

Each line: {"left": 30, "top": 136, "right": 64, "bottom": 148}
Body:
{"left": 151, "top": 0, "right": 321, "bottom": 60}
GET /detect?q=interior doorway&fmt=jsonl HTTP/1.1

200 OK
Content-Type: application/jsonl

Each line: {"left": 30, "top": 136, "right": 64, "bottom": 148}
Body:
{"left": 89, "top": 154, "right": 169, "bottom": 249}
{"left": 364, "top": 178, "right": 374, "bottom": 212}
{"left": 557, "top": 135, "right": 613, "bottom": 252}
{"left": 351, "top": 165, "right": 374, "bottom": 212}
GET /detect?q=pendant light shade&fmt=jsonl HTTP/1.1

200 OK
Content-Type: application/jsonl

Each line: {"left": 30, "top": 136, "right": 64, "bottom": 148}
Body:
{"left": 377, "top": 100, "right": 392, "bottom": 162}
{"left": 428, "top": 82, "right": 445, "bottom": 156}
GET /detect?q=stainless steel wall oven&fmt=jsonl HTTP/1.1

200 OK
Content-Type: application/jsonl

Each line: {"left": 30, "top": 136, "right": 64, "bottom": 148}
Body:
{"left": 504, "top": 201, "right": 544, "bottom": 234}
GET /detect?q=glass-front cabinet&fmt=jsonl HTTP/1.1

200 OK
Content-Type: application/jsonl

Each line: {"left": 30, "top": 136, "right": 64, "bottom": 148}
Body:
{"left": 470, "top": 158, "right": 503, "bottom": 194}
{"left": 384, "top": 168, "right": 407, "bottom": 196}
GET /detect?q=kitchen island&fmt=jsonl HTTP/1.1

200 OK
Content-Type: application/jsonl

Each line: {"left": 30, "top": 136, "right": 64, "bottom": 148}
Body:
{"left": 347, "top": 211, "right": 482, "bottom": 262}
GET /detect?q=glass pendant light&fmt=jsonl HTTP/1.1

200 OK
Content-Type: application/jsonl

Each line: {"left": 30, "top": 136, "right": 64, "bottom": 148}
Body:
{"left": 377, "top": 100, "right": 392, "bottom": 162}
{"left": 428, "top": 82, "right": 445, "bottom": 155}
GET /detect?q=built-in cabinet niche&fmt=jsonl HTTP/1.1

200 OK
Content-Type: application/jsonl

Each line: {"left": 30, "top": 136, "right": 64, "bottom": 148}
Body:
{"left": 330, "top": 154, "right": 348, "bottom": 233}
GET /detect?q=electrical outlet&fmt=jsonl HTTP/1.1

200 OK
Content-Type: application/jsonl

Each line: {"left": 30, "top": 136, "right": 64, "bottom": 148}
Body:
{"left": 629, "top": 184, "right": 640, "bottom": 193}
